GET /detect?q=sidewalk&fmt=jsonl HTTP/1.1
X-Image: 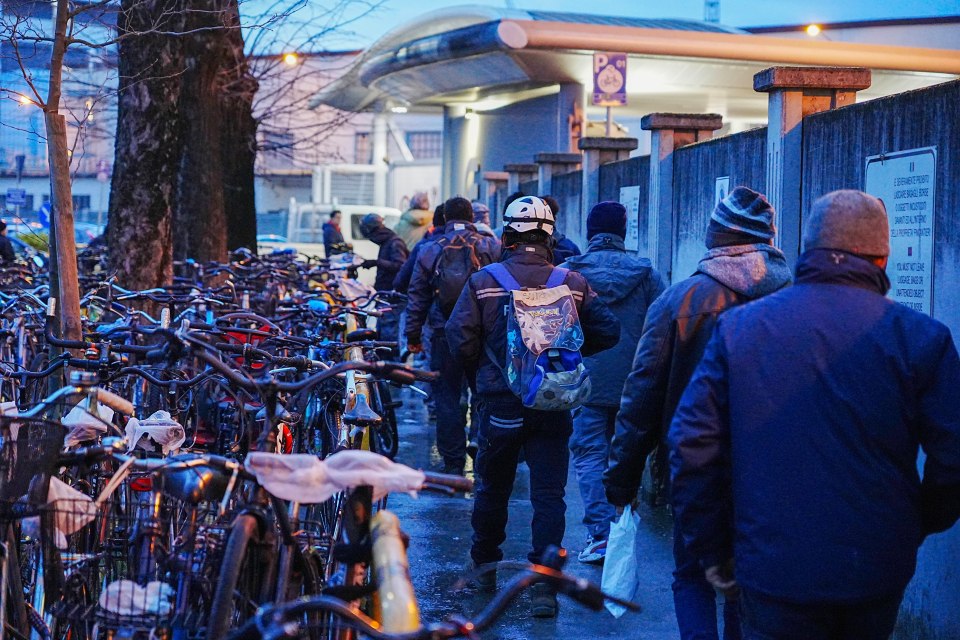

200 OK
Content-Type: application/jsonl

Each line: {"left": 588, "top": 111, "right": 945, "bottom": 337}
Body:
{"left": 388, "top": 390, "right": 680, "bottom": 639}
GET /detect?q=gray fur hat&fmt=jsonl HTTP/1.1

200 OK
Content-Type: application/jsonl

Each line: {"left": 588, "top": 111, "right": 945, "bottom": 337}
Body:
{"left": 803, "top": 190, "right": 889, "bottom": 257}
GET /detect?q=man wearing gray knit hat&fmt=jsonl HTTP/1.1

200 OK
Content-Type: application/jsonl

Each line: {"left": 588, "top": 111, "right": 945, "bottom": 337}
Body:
{"left": 669, "top": 189, "right": 960, "bottom": 639}
{"left": 606, "top": 185, "right": 790, "bottom": 640}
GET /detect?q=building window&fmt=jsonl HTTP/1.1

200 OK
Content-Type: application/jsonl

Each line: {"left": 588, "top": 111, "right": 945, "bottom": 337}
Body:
{"left": 354, "top": 132, "right": 372, "bottom": 164}
{"left": 72, "top": 195, "right": 91, "bottom": 211}
{"left": 405, "top": 131, "right": 442, "bottom": 160}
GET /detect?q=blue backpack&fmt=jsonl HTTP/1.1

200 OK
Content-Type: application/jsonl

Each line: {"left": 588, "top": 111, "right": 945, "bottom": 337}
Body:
{"left": 483, "top": 263, "right": 592, "bottom": 411}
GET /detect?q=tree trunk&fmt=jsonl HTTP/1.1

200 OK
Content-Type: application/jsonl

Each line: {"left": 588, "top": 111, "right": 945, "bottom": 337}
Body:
{"left": 46, "top": 0, "right": 81, "bottom": 342}
{"left": 220, "top": 0, "right": 259, "bottom": 253}
{"left": 173, "top": 0, "right": 233, "bottom": 263}
{"left": 108, "top": 0, "right": 184, "bottom": 289}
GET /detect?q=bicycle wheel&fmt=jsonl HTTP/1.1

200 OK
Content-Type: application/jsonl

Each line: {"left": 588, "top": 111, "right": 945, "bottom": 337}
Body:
{"left": 370, "top": 382, "right": 399, "bottom": 460}
{"left": 205, "top": 514, "right": 269, "bottom": 640}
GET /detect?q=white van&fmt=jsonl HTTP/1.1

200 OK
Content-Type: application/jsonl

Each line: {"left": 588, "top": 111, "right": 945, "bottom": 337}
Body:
{"left": 259, "top": 203, "right": 403, "bottom": 263}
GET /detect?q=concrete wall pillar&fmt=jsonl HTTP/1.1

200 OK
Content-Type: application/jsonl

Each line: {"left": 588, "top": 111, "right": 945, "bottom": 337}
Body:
{"left": 642, "top": 113, "right": 723, "bottom": 281}
{"left": 504, "top": 163, "right": 539, "bottom": 194}
{"left": 535, "top": 152, "right": 581, "bottom": 196}
{"left": 578, "top": 137, "right": 638, "bottom": 240}
{"left": 477, "top": 170, "right": 509, "bottom": 219}
{"left": 754, "top": 66, "right": 871, "bottom": 263}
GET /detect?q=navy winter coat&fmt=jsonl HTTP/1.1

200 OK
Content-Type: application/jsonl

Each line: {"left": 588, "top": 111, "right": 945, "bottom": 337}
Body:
{"left": 552, "top": 232, "right": 581, "bottom": 266}
{"left": 367, "top": 227, "right": 409, "bottom": 292}
{"left": 604, "top": 243, "right": 791, "bottom": 507}
{"left": 392, "top": 227, "right": 440, "bottom": 294}
{"left": 405, "top": 221, "right": 501, "bottom": 338}
{"left": 562, "top": 233, "right": 666, "bottom": 406}
{"left": 669, "top": 248, "right": 960, "bottom": 603}
{"left": 322, "top": 222, "right": 346, "bottom": 257}
{"left": 445, "top": 243, "right": 621, "bottom": 398}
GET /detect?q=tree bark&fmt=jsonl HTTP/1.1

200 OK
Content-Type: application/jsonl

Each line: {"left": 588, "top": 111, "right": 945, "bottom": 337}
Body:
{"left": 46, "top": 0, "right": 81, "bottom": 342}
{"left": 108, "top": 0, "right": 184, "bottom": 289}
{"left": 220, "top": 0, "right": 259, "bottom": 253}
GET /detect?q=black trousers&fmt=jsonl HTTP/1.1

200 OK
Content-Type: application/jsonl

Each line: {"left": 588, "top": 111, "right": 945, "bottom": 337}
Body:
{"left": 470, "top": 394, "right": 572, "bottom": 565}
{"left": 740, "top": 587, "right": 904, "bottom": 640}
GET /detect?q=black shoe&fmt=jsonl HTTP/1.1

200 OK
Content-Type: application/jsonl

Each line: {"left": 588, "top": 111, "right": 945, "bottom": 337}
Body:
{"left": 466, "top": 561, "right": 497, "bottom": 593}
{"left": 530, "top": 583, "right": 558, "bottom": 618}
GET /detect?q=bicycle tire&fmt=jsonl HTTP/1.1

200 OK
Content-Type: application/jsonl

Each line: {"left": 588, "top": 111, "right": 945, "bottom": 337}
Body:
{"left": 370, "top": 382, "right": 399, "bottom": 460}
{"left": 205, "top": 514, "right": 264, "bottom": 640}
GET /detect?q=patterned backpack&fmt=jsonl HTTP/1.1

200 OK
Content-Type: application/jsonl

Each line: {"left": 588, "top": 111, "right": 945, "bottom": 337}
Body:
{"left": 483, "top": 263, "right": 592, "bottom": 411}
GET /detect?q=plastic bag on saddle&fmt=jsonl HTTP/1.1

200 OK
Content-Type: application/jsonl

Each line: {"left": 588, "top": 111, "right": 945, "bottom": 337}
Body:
{"left": 62, "top": 398, "right": 115, "bottom": 448}
{"left": 99, "top": 580, "right": 175, "bottom": 617}
{"left": 245, "top": 450, "right": 425, "bottom": 503}
{"left": 125, "top": 410, "right": 186, "bottom": 455}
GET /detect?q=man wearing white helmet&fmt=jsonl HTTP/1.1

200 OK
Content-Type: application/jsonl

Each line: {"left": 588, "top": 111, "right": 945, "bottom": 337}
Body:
{"left": 446, "top": 195, "right": 620, "bottom": 618}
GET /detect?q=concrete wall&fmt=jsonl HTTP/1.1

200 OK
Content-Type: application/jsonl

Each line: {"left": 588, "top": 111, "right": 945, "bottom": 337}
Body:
{"left": 549, "top": 170, "right": 583, "bottom": 243}
{"left": 672, "top": 127, "right": 767, "bottom": 279}
{"left": 599, "top": 155, "right": 650, "bottom": 256}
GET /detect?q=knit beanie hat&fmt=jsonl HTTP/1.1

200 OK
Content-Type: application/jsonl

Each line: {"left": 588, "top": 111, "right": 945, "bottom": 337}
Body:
{"left": 471, "top": 201, "right": 491, "bottom": 225}
{"left": 803, "top": 190, "right": 889, "bottom": 257}
{"left": 587, "top": 201, "right": 627, "bottom": 239}
{"left": 705, "top": 187, "right": 776, "bottom": 248}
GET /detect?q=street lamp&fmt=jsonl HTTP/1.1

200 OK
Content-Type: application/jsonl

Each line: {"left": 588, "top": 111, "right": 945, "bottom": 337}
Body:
{"left": 283, "top": 52, "right": 300, "bottom": 66}
{"left": 806, "top": 24, "right": 822, "bottom": 37}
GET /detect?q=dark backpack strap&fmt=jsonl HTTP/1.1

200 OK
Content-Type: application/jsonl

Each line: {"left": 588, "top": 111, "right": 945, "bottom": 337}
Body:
{"left": 545, "top": 267, "right": 569, "bottom": 289}
{"left": 484, "top": 263, "right": 521, "bottom": 291}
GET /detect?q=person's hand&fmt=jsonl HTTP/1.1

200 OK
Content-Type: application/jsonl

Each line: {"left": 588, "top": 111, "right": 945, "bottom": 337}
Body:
{"left": 361, "top": 259, "right": 377, "bottom": 269}
{"left": 704, "top": 560, "right": 739, "bottom": 599}
{"left": 406, "top": 339, "right": 423, "bottom": 354}
{"left": 614, "top": 498, "right": 639, "bottom": 516}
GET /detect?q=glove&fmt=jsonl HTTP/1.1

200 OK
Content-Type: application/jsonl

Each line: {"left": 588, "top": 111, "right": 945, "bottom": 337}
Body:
{"left": 361, "top": 259, "right": 378, "bottom": 269}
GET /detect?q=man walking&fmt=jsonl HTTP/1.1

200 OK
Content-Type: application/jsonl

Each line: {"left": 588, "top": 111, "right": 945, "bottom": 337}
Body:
{"left": 406, "top": 197, "right": 500, "bottom": 475}
{"left": 562, "top": 201, "right": 666, "bottom": 564}
{"left": 323, "top": 210, "right": 349, "bottom": 257}
{"left": 605, "top": 187, "right": 791, "bottom": 639}
{"left": 359, "top": 213, "right": 409, "bottom": 347}
{"left": 670, "top": 190, "right": 960, "bottom": 639}
{"left": 446, "top": 196, "right": 620, "bottom": 617}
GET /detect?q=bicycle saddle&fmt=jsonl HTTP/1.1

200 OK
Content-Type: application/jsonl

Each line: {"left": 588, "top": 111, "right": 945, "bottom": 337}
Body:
{"left": 161, "top": 464, "right": 230, "bottom": 505}
{"left": 342, "top": 393, "right": 382, "bottom": 427}
{"left": 346, "top": 328, "right": 377, "bottom": 343}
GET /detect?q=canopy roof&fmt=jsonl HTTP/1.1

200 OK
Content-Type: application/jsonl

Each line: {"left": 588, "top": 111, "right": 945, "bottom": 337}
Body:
{"left": 310, "top": 5, "right": 960, "bottom": 124}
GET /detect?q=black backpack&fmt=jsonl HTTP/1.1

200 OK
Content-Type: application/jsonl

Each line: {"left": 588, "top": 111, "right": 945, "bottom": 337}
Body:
{"left": 432, "top": 234, "right": 482, "bottom": 318}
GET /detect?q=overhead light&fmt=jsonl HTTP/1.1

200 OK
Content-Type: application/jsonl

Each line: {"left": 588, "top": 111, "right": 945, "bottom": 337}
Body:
{"left": 18, "top": 95, "right": 31, "bottom": 105}
{"left": 390, "top": 106, "right": 408, "bottom": 114}
{"left": 464, "top": 109, "right": 477, "bottom": 121}
{"left": 806, "top": 24, "right": 821, "bottom": 37}
{"left": 283, "top": 52, "right": 300, "bottom": 66}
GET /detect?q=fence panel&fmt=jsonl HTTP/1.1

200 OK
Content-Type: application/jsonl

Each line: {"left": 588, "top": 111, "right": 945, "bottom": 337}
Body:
{"left": 671, "top": 127, "right": 767, "bottom": 279}
{"left": 549, "top": 170, "right": 582, "bottom": 243}
{"left": 599, "top": 156, "right": 650, "bottom": 256}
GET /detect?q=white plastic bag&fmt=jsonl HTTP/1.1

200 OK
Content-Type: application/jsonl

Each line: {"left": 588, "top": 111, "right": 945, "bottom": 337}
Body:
{"left": 600, "top": 506, "right": 640, "bottom": 618}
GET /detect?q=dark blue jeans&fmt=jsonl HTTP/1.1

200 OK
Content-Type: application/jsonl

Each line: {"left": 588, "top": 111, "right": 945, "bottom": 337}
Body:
{"left": 471, "top": 394, "right": 572, "bottom": 565}
{"left": 739, "top": 587, "right": 903, "bottom": 640}
{"left": 430, "top": 331, "right": 467, "bottom": 470}
{"left": 570, "top": 405, "right": 618, "bottom": 540}
{"left": 673, "top": 518, "right": 741, "bottom": 640}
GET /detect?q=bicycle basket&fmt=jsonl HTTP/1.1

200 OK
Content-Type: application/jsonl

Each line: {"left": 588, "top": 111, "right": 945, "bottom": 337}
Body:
{"left": 0, "top": 416, "right": 65, "bottom": 506}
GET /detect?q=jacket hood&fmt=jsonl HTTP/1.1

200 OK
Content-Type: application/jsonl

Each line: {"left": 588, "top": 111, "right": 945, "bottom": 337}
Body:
{"left": 794, "top": 248, "right": 891, "bottom": 295}
{"left": 697, "top": 243, "right": 791, "bottom": 298}
{"left": 367, "top": 226, "right": 397, "bottom": 246}
{"left": 564, "top": 234, "right": 652, "bottom": 303}
{"left": 401, "top": 208, "right": 432, "bottom": 227}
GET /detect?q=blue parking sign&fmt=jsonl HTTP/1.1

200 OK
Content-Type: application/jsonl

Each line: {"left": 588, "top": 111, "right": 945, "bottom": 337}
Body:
{"left": 593, "top": 52, "right": 627, "bottom": 107}
{"left": 5, "top": 188, "right": 26, "bottom": 206}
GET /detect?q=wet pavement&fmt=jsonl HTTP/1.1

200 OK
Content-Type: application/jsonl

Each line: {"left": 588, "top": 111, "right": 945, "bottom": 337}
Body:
{"left": 388, "top": 389, "right": 681, "bottom": 639}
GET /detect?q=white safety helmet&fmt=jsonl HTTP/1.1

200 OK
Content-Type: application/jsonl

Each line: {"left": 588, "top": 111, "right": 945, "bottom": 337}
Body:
{"left": 503, "top": 196, "right": 555, "bottom": 235}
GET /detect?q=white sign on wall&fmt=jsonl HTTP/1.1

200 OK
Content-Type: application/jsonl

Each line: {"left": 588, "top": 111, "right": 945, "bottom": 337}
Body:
{"left": 619, "top": 185, "right": 641, "bottom": 252}
{"left": 715, "top": 176, "right": 730, "bottom": 205}
{"left": 864, "top": 146, "right": 937, "bottom": 315}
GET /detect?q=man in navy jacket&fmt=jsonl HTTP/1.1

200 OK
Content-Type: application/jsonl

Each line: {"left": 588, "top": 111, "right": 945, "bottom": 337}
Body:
{"left": 670, "top": 190, "right": 960, "bottom": 639}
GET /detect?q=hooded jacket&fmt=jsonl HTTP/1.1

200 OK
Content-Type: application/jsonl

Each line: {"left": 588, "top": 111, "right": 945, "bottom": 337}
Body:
{"left": 393, "top": 207, "right": 433, "bottom": 249}
{"left": 604, "top": 242, "right": 791, "bottom": 507}
{"left": 367, "top": 226, "right": 409, "bottom": 291}
{"left": 669, "top": 248, "right": 960, "bottom": 602}
{"left": 445, "top": 243, "right": 621, "bottom": 398}
{"left": 562, "top": 233, "right": 666, "bottom": 406}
